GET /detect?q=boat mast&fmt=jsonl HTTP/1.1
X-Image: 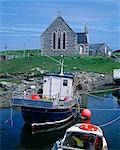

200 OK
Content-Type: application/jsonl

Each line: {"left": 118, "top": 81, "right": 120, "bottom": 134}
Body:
{"left": 45, "top": 54, "right": 65, "bottom": 74}
{"left": 60, "top": 55, "right": 64, "bottom": 75}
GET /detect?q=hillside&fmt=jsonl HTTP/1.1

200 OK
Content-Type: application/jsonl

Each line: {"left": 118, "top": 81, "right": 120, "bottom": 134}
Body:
{"left": 0, "top": 50, "right": 120, "bottom": 74}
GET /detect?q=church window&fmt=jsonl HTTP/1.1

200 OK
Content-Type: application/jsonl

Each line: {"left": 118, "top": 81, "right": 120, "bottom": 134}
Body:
{"left": 63, "top": 32, "right": 66, "bottom": 49}
{"left": 58, "top": 29, "right": 61, "bottom": 49}
{"left": 58, "top": 38, "right": 60, "bottom": 49}
{"left": 53, "top": 32, "right": 56, "bottom": 49}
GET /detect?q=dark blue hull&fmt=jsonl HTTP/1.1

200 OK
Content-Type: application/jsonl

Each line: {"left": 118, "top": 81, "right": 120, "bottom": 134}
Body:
{"left": 21, "top": 107, "right": 75, "bottom": 125}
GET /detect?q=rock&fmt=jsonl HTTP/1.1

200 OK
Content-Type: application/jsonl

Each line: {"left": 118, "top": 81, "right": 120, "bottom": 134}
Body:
{"left": 0, "top": 71, "right": 113, "bottom": 108}
{"left": 73, "top": 72, "right": 112, "bottom": 95}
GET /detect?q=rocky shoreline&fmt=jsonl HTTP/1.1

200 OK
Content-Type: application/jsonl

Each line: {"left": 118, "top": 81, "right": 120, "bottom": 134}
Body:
{"left": 0, "top": 71, "right": 113, "bottom": 108}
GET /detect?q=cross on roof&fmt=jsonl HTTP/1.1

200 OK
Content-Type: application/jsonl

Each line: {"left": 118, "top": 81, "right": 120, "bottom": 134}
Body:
{"left": 58, "top": 10, "right": 61, "bottom": 17}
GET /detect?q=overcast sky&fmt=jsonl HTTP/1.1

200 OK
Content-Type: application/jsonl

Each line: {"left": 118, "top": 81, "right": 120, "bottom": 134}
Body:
{"left": 0, "top": 0, "right": 120, "bottom": 51}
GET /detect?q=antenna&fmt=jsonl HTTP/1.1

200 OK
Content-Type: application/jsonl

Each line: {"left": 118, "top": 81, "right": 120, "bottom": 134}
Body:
{"left": 4, "top": 43, "right": 7, "bottom": 50}
{"left": 23, "top": 43, "right": 26, "bottom": 57}
{"left": 4, "top": 42, "right": 7, "bottom": 57}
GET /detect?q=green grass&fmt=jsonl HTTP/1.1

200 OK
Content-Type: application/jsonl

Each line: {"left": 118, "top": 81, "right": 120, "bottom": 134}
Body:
{"left": 0, "top": 50, "right": 120, "bottom": 74}
{"left": 0, "top": 49, "right": 41, "bottom": 58}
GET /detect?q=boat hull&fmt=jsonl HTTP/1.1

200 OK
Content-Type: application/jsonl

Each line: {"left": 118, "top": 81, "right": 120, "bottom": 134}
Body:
{"left": 21, "top": 106, "right": 75, "bottom": 125}
{"left": 113, "top": 78, "right": 120, "bottom": 85}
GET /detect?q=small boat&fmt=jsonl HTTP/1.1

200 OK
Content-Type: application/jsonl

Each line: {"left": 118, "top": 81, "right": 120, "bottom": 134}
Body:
{"left": 12, "top": 56, "right": 77, "bottom": 126}
{"left": 53, "top": 123, "right": 108, "bottom": 150}
{"left": 113, "top": 69, "right": 120, "bottom": 85}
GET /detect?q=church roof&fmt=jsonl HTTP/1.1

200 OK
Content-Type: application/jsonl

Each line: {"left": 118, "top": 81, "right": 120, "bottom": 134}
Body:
{"left": 90, "top": 43, "right": 106, "bottom": 51}
{"left": 76, "top": 33, "right": 87, "bottom": 44}
{"left": 42, "top": 16, "right": 75, "bottom": 35}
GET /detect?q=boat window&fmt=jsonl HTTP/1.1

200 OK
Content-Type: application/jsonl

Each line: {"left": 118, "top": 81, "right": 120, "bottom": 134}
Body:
{"left": 63, "top": 80, "right": 68, "bottom": 86}
{"left": 63, "top": 132, "right": 98, "bottom": 149}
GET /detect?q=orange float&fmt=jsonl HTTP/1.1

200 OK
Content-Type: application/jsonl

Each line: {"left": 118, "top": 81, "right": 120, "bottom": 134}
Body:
{"left": 31, "top": 94, "right": 40, "bottom": 100}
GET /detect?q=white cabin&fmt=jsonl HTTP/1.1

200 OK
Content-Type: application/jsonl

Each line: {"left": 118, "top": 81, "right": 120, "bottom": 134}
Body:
{"left": 42, "top": 73, "right": 74, "bottom": 100}
{"left": 113, "top": 69, "right": 120, "bottom": 79}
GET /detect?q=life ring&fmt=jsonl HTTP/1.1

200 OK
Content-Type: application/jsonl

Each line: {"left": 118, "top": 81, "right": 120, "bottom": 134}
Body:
{"left": 80, "top": 124, "right": 98, "bottom": 131}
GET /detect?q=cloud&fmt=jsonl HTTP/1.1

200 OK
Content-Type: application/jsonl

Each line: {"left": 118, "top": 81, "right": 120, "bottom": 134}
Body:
{"left": 0, "top": 25, "right": 43, "bottom": 31}
{"left": 1, "top": 33, "right": 40, "bottom": 37}
{"left": 0, "top": 12, "right": 18, "bottom": 16}
{"left": 0, "top": 25, "right": 44, "bottom": 37}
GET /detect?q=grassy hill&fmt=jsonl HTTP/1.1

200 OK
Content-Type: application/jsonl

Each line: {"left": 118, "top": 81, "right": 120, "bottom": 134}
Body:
{"left": 0, "top": 50, "right": 120, "bottom": 74}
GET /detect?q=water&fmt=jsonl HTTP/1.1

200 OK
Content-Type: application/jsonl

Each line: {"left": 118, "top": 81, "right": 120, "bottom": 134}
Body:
{"left": 0, "top": 91, "right": 120, "bottom": 150}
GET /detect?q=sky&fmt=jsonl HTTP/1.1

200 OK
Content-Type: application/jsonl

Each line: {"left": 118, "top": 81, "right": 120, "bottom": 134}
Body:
{"left": 0, "top": 0, "right": 120, "bottom": 51}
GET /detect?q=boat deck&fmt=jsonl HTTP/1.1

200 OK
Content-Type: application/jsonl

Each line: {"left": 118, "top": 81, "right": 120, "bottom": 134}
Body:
{"left": 12, "top": 97, "right": 77, "bottom": 109}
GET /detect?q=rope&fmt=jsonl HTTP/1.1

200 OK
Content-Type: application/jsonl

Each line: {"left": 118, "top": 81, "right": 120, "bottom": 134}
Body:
{"left": 90, "top": 108, "right": 120, "bottom": 111}
{"left": 99, "top": 115, "right": 120, "bottom": 127}
{"left": 72, "top": 107, "right": 120, "bottom": 111}
{"left": 88, "top": 87, "right": 120, "bottom": 94}
{"left": 1, "top": 103, "right": 14, "bottom": 126}
{"left": 86, "top": 93, "right": 111, "bottom": 100}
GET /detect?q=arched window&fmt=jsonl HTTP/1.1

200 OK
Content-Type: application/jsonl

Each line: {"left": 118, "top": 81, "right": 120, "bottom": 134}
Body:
{"left": 63, "top": 32, "right": 66, "bottom": 49}
{"left": 58, "top": 29, "right": 61, "bottom": 49}
{"left": 53, "top": 32, "right": 56, "bottom": 49}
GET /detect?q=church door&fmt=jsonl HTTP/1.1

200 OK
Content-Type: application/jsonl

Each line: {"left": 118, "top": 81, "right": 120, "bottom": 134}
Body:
{"left": 79, "top": 45, "right": 84, "bottom": 55}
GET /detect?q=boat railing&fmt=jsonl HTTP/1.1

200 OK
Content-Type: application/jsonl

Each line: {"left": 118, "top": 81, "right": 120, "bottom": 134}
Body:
{"left": 12, "top": 88, "right": 77, "bottom": 109}
{"left": 61, "top": 146, "right": 81, "bottom": 150}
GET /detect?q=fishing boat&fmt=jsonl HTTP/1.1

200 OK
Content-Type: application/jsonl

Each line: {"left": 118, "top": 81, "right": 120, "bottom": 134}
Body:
{"left": 53, "top": 123, "right": 108, "bottom": 150}
{"left": 12, "top": 56, "right": 77, "bottom": 126}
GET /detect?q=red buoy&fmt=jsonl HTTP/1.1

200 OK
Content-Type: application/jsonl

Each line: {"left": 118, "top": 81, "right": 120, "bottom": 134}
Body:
{"left": 81, "top": 109, "right": 91, "bottom": 118}
{"left": 81, "top": 109, "right": 92, "bottom": 123}
{"left": 31, "top": 94, "right": 40, "bottom": 100}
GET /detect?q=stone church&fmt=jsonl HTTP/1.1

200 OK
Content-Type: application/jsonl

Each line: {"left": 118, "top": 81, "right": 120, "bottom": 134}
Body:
{"left": 41, "top": 16, "right": 89, "bottom": 56}
{"left": 41, "top": 16, "right": 112, "bottom": 56}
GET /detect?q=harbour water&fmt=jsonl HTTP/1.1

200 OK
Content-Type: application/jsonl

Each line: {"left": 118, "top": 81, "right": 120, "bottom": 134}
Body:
{"left": 0, "top": 90, "right": 120, "bottom": 150}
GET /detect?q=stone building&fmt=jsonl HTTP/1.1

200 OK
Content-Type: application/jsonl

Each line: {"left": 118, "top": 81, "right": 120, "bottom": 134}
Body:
{"left": 89, "top": 43, "right": 112, "bottom": 56}
{"left": 41, "top": 16, "right": 112, "bottom": 56}
{"left": 41, "top": 16, "right": 89, "bottom": 56}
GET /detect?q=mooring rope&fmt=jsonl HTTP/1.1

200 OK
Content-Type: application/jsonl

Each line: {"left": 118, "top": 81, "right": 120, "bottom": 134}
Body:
{"left": 90, "top": 108, "right": 120, "bottom": 111}
{"left": 88, "top": 87, "right": 120, "bottom": 94}
{"left": 1, "top": 102, "right": 14, "bottom": 126}
{"left": 99, "top": 115, "right": 120, "bottom": 127}
{"left": 86, "top": 93, "right": 112, "bottom": 100}
{"left": 84, "top": 87, "right": 120, "bottom": 100}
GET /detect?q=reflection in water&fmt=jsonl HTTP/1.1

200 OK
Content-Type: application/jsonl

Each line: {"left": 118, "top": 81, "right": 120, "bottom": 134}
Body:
{"left": 20, "top": 120, "right": 76, "bottom": 150}
{"left": 1, "top": 90, "right": 120, "bottom": 150}
{"left": 80, "top": 95, "right": 88, "bottom": 108}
